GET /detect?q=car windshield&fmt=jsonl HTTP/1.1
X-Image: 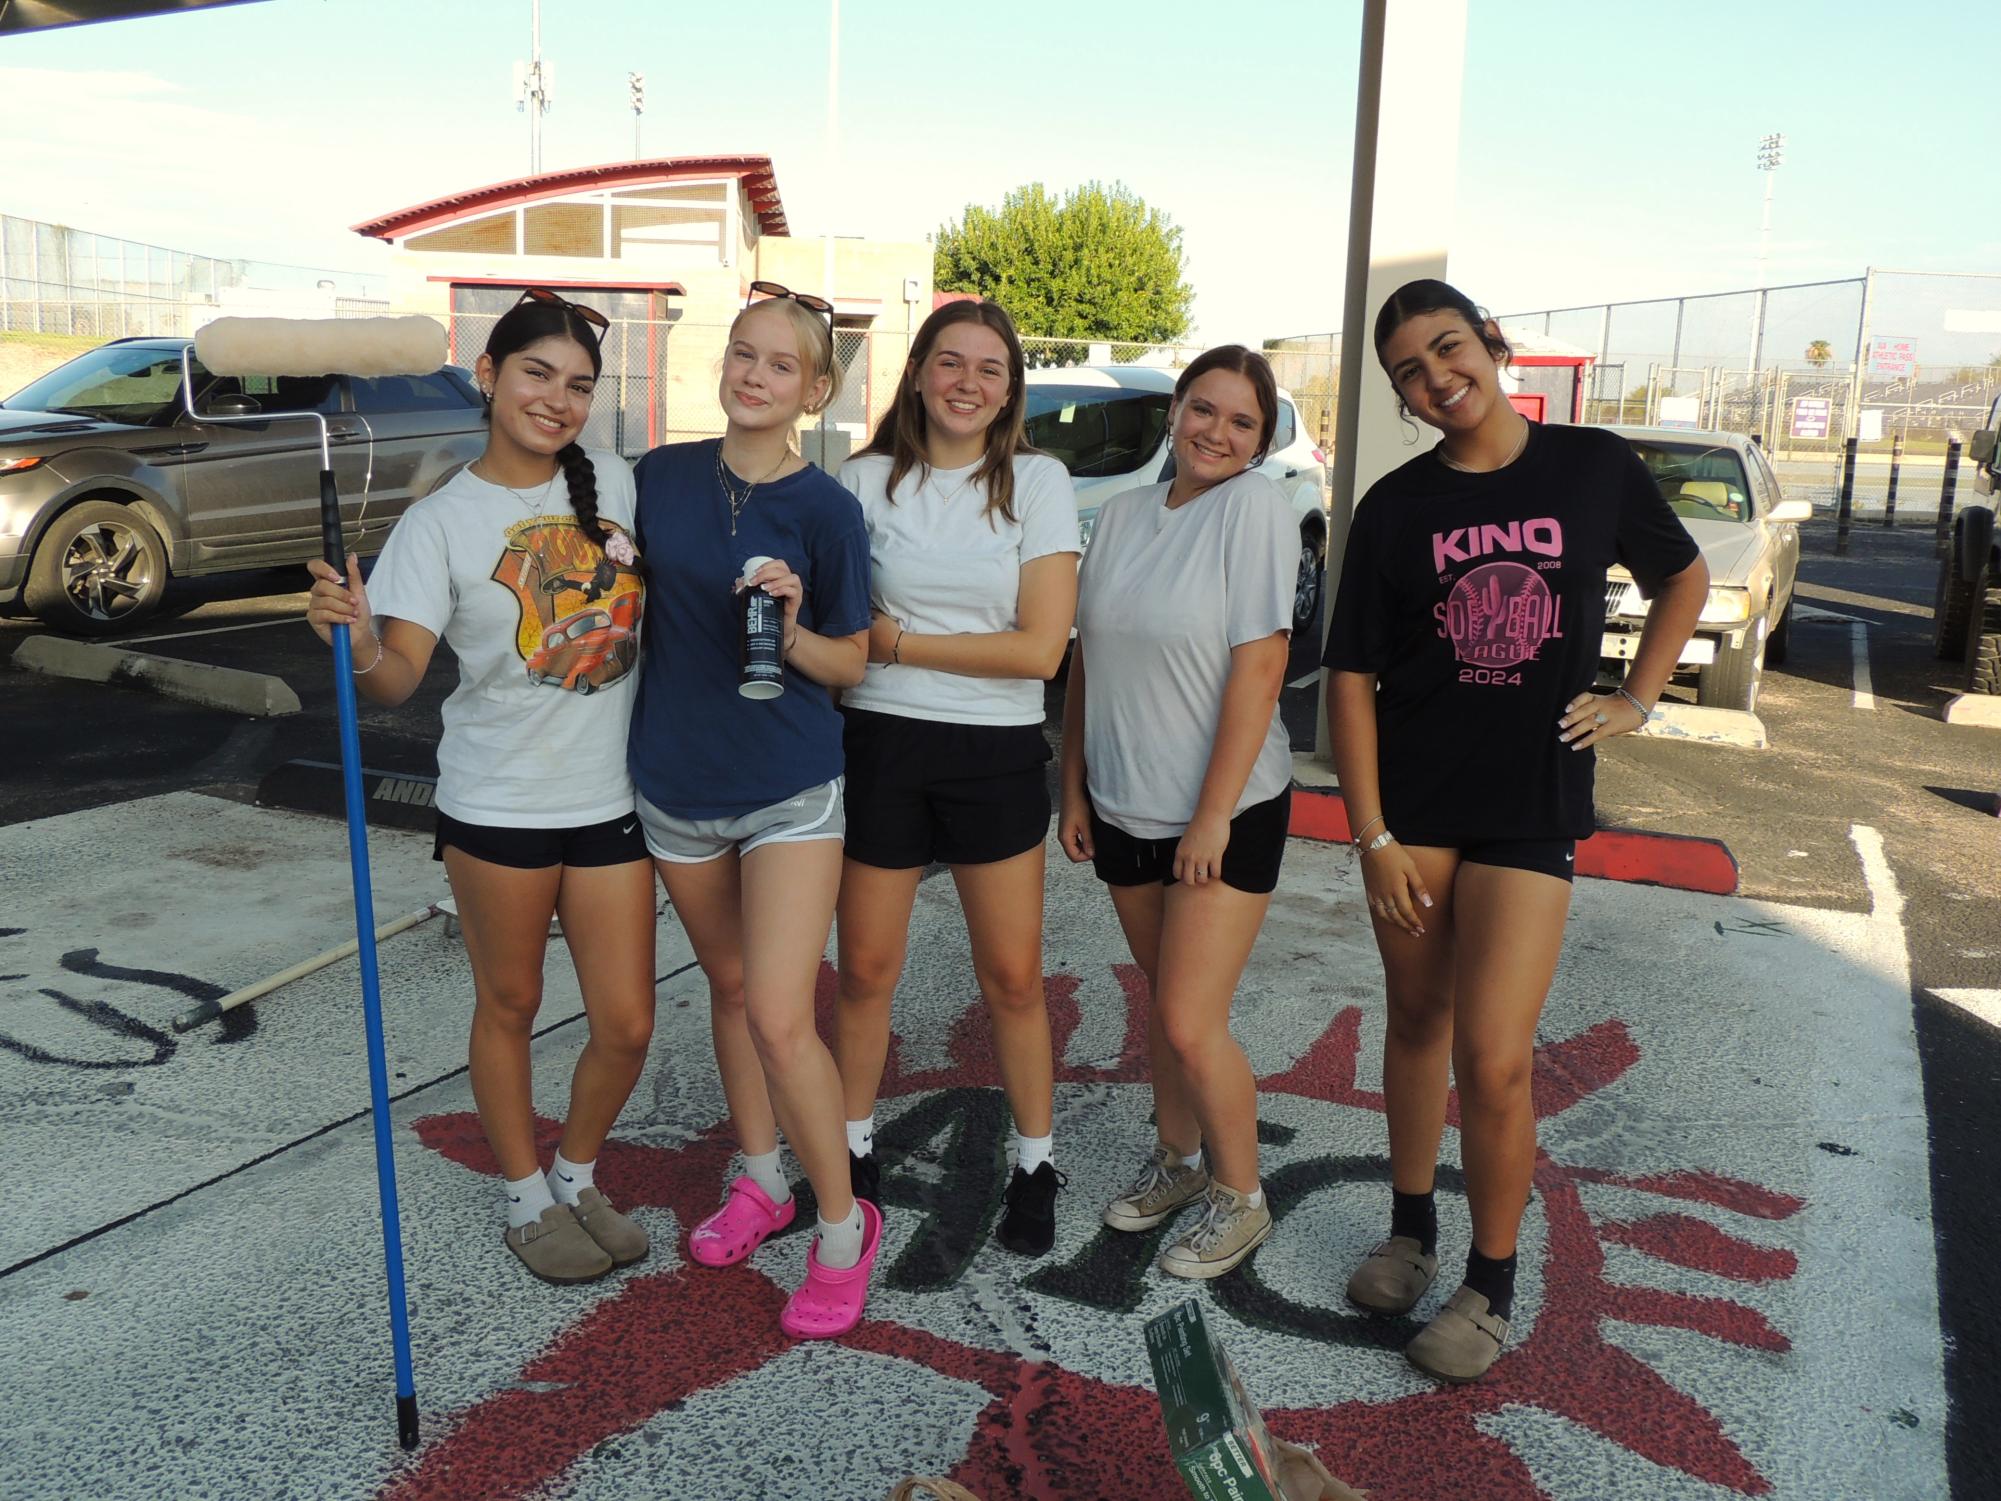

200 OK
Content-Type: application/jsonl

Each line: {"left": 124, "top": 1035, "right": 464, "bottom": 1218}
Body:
{"left": 1023, "top": 385, "right": 1171, "bottom": 479}
{"left": 5, "top": 343, "right": 198, "bottom": 423}
{"left": 1626, "top": 440, "right": 1754, "bottom": 524}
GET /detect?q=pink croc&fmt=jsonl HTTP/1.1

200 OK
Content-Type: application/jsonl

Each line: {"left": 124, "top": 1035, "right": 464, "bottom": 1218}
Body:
{"left": 688, "top": 1175, "right": 796, "bottom": 1268}
{"left": 779, "top": 1199, "right": 884, "bottom": 1340}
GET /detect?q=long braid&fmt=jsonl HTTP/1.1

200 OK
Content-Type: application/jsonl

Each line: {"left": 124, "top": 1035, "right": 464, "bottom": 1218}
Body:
{"left": 557, "top": 441, "right": 614, "bottom": 549}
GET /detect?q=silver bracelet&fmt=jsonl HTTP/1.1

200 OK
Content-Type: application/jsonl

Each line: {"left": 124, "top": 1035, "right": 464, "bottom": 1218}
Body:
{"left": 1351, "top": 812, "right": 1386, "bottom": 848}
{"left": 1360, "top": 829, "right": 1396, "bottom": 854}
{"left": 1614, "top": 686, "right": 1651, "bottom": 721}
{"left": 351, "top": 633, "right": 383, "bottom": 676}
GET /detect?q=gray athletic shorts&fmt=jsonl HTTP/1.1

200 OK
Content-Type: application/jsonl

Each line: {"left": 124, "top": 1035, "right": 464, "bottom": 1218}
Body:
{"left": 635, "top": 777, "right": 846, "bottom": 864}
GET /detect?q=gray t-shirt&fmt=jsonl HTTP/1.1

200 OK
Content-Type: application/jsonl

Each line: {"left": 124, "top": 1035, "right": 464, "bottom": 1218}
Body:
{"left": 366, "top": 450, "right": 640, "bottom": 827}
{"left": 1075, "top": 469, "right": 1298, "bottom": 839}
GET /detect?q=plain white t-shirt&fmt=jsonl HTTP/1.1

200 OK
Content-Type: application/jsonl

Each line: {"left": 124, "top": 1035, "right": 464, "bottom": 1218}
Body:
{"left": 365, "top": 449, "right": 642, "bottom": 827}
{"left": 838, "top": 451, "right": 1080, "bottom": 726}
{"left": 1075, "top": 469, "right": 1299, "bottom": 839}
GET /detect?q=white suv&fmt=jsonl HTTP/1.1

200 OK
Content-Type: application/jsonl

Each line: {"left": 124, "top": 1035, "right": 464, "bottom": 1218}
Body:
{"left": 1022, "top": 365, "right": 1333, "bottom": 629}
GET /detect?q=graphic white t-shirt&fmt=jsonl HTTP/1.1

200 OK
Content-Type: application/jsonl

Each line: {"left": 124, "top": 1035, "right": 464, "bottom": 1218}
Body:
{"left": 838, "top": 451, "right": 1079, "bottom": 726}
{"left": 364, "top": 450, "right": 642, "bottom": 827}
{"left": 1075, "top": 469, "right": 1299, "bottom": 839}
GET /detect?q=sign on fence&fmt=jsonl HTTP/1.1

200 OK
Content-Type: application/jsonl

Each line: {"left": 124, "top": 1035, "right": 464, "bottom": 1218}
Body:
{"left": 1791, "top": 397, "right": 1831, "bottom": 439}
{"left": 1858, "top": 409, "right": 1885, "bottom": 443}
{"left": 1868, "top": 337, "right": 1918, "bottom": 378}
{"left": 1658, "top": 395, "right": 1700, "bottom": 430}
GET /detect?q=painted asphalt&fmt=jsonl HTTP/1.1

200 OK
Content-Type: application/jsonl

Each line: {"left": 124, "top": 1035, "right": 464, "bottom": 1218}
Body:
{"left": 0, "top": 796, "right": 1948, "bottom": 1500}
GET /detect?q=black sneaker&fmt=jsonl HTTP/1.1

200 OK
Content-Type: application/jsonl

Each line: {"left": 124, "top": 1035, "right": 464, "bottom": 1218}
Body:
{"left": 996, "top": 1162, "right": 1065, "bottom": 1256}
{"left": 850, "top": 1150, "right": 881, "bottom": 1207}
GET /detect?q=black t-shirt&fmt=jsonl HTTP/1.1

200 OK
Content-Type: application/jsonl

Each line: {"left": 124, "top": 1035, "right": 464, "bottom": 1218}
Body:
{"left": 1321, "top": 422, "right": 1698, "bottom": 842}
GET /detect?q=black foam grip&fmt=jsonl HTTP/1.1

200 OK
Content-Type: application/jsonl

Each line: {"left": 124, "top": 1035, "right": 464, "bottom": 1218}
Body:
{"left": 397, "top": 1394, "right": 420, "bottom": 1451}
{"left": 320, "top": 469, "right": 345, "bottom": 570}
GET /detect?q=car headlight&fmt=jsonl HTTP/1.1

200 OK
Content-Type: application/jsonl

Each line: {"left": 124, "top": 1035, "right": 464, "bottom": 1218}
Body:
{"left": 1698, "top": 586, "right": 1752, "bottom": 624}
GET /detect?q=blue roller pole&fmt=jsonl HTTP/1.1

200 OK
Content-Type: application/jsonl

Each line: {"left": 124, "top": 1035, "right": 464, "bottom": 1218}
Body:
{"left": 321, "top": 468, "right": 420, "bottom": 1452}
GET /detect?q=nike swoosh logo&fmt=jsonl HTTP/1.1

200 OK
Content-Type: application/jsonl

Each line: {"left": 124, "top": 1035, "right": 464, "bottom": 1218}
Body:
{"left": 557, "top": 1173, "right": 574, "bottom": 1183}
{"left": 621, "top": 822, "right": 637, "bottom": 835}
{"left": 1564, "top": 852, "right": 1575, "bottom": 862}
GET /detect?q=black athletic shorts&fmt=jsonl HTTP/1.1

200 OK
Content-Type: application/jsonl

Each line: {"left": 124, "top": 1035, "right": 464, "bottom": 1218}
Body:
{"left": 1090, "top": 788, "right": 1291, "bottom": 896}
{"left": 1400, "top": 834, "right": 1577, "bottom": 883}
{"left": 433, "top": 811, "right": 649, "bottom": 870}
{"left": 841, "top": 707, "right": 1052, "bottom": 869}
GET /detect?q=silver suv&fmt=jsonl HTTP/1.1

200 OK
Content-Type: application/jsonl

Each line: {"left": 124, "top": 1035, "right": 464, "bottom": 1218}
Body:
{"left": 0, "top": 336, "right": 487, "bottom": 634}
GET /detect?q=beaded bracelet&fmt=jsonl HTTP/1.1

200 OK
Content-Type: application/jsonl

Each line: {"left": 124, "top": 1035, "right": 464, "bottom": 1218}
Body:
{"left": 352, "top": 634, "right": 384, "bottom": 676}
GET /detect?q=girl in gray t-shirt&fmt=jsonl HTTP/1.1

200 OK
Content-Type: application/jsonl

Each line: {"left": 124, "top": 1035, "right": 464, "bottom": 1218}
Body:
{"left": 1059, "top": 345, "right": 1299, "bottom": 1282}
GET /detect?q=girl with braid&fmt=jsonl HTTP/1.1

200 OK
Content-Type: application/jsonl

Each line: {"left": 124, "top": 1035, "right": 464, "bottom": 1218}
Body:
{"left": 306, "top": 289, "right": 657, "bottom": 1287}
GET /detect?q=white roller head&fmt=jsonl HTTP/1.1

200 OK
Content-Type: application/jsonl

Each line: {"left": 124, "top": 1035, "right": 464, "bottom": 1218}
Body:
{"left": 194, "top": 316, "right": 449, "bottom": 378}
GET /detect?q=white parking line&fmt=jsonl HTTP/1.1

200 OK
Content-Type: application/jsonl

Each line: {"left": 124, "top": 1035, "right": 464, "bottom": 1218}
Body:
{"left": 1851, "top": 621, "right": 1876, "bottom": 711}
{"left": 122, "top": 616, "right": 303, "bottom": 645}
{"left": 1286, "top": 672, "right": 1321, "bottom": 690}
{"left": 1932, "top": 989, "right": 2001, "bottom": 1030}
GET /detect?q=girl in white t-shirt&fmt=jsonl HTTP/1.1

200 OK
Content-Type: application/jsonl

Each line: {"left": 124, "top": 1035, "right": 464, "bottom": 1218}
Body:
{"left": 305, "top": 290, "right": 655, "bottom": 1289}
{"left": 1058, "top": 345, "right": 1299, "bottom": 1281}
{"left": 833, "top": 301, "right": 1081, "bottom": 1255}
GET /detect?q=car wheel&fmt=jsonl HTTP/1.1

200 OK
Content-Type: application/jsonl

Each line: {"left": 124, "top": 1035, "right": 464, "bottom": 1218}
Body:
{"left": 24, "top": 500, "right": 169, "bottom": 635}
{"left": 574, "top": 677, "right": 596, "bottom": 696}
{"left": 1935, "top": 553, "right": 1976, "bottom": 660}
{"left": 1294, "top": 527, "right": 1326, "bottom": 632}
{"left": 1766, "top": 593, "right": 1794, "bottom": 666}
{"left": 1697, "top": 620, "right": 1765, "bottom": 712}
{"left": 1964, "top": 556, "right": 2000, "bottom": 696}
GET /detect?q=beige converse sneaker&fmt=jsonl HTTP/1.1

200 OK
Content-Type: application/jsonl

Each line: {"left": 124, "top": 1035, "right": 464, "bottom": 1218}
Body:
{"left": 570, "top": 1186, "right": 650, "bottom": 1266}
{"left": 1405, "top": 1285, "right": 1510, "bottom": 1383}
{"left": 1102, "top": 1142, "right": 1210, "bottom": 1232}
{"left": 1158, "top": 1182, "right": 1273, "bottom": 1279}
{"left": 505, "top": 1202, "right": 613, "bottom": 1285}
{"left": 1346, "top": 1235, "right": 1439, "bottom": 1314}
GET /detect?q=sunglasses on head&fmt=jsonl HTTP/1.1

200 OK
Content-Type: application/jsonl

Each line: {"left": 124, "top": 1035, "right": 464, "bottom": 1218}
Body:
{"left": 516, "top": 286, "right": 610, "bottom": 332}
{"left": 748, "top": 280, "right": 835, "bottom": 329}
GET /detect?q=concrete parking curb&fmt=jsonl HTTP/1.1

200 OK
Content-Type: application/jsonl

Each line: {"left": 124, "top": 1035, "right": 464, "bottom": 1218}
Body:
{"left": 11, "top": 635, "right": 301, "bottom": 717}
{"left": 1942, "top": 693, "right": 2001, "bottom": 729}
{"left": 1634, "top": 702, "right": 1769, "bottom": 748}
{"left": 1287, "top": 758, "right": 1740, "bottom": 895}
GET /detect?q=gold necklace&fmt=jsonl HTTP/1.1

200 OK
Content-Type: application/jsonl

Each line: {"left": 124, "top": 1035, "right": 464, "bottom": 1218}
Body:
{"left": 1438, "top": 420, "right": 1530, "bottom": 474}
{"left": 715, "top": 442, "right": 791, "bottom": 535}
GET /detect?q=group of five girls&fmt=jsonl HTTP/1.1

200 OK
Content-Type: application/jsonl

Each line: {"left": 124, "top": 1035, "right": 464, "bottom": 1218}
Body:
{"left": 306, "top": 275, "right": 1703, "bottom": 1383}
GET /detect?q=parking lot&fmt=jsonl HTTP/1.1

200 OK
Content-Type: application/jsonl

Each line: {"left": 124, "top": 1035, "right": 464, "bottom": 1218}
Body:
{"left": 2, "top": 513, "right": 1998, "bottom": 1500}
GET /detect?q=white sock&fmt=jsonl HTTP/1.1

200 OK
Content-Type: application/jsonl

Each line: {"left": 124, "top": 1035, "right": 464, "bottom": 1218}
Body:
{"left": 1014, "top": 1132, "right": 1054, "bottom": 1175}
{"left": 816, "top": 1202, "right": 866, "bottom": 1271}
{"left": 547, "top": 1151, "right": 594, "bottom": 1206}
{"left": 1244, "top": 1186, "right": 1265, "bottom": 1210}
{"left": 1175, "top": 1146, "right": 1203, "bottom": 1172}
{"left": 743, "top": 1147, "right": 792, "bottom": 1205}
{"left": 845, "top": 1116, "right": 876, "bottom": 1158}
{"left": 504, "top": 1170, "right": 555, "bottom": 1229}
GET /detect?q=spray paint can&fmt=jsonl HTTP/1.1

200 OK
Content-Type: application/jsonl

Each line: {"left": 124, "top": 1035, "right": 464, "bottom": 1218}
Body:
{"left": 738, "top": 555, "right": 784, "bottom": 700}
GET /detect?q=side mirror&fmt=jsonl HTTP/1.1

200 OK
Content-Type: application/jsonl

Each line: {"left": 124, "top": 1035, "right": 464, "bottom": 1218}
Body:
{"left": 1970, "top": 429, "right": 1996, "bottom": 465}
{"left": 202, "top": 392, "right": 262, "bottom": 419}
{"left": 1769, "top": 498, "right": 1813, "bottom": 524}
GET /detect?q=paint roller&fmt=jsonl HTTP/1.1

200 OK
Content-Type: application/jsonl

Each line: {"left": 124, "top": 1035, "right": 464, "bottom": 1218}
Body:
{"left": 183, "top": 315, "right": 445, "bottom": 1453}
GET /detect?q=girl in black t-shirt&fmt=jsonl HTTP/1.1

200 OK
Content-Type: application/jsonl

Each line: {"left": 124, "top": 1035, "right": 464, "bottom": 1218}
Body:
{"left": 1322, "top": 280, "right": 1708, "bottom": 1383}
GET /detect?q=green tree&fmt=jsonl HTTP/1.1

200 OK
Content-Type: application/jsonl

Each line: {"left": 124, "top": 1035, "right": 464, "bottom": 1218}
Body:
{"left": 1804, "top": 339, "right": 1833, "bottom": 368}
{"left": 934, "top": 181, "right": 1194, "bottom": 348}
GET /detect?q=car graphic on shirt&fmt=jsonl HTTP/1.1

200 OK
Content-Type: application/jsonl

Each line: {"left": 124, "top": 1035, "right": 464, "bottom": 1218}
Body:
{"left": 526, "top": 590, "right": 638, "bottom": 693}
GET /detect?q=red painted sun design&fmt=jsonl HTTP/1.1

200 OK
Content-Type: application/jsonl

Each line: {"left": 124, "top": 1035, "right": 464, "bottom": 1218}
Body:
{"left": 377, "top": 965, "right": 1802, "bottom": 1501}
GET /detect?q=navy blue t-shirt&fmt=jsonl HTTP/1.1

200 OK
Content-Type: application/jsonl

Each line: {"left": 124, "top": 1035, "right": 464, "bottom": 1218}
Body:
{"left": 1321, "top": 422, "right": 1699, "bottom": 842}
{"left": 628, "top": 440, "right": 872, "bottom": 818}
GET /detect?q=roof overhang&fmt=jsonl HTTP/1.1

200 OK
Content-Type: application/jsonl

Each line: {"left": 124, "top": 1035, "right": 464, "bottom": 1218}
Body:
{"left": 0, "top": 0, "right": 265, "bottom": 33}
{"left": 429, "top": 275, "right": 686, "bottom": 295}
{"left": 353, "top": 157, "right": 788, "bottom": 242}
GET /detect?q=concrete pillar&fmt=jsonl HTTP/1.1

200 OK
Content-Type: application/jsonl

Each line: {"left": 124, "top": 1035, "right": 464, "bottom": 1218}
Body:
{"left": 1315, "top": 0, "right": 1467, "bottom": 757}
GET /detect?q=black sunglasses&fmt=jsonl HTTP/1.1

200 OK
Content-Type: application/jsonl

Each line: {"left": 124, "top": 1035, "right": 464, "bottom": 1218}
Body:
{"left": 516, "top": 286, "right": 610, "bottom": 332}
{"left": 748, "top": 280, "right": 835, "bottom": 329}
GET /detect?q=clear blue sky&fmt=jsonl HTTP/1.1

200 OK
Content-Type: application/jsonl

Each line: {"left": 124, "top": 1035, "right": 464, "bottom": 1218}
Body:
{"left": 3, "top": 0, "right": 1996, "bottom": 345}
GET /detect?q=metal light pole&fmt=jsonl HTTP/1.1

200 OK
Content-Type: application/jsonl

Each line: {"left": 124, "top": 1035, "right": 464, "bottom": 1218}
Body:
{"left": 629, "top": 71, "right": 644, "bottom": 160}
{"left": 1748, "top": 132, "right": 1783, "bottom": 375}
{"left": 515, "top": 0, "right": 553, "bottom": 174}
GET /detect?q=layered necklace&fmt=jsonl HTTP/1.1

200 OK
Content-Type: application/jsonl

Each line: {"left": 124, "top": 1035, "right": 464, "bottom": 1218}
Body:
{"left": 715, "top": 442, "right": 791, "bottom": 536}
{"left": 1437, "top": 418, "right": 1530, "bottom": 474}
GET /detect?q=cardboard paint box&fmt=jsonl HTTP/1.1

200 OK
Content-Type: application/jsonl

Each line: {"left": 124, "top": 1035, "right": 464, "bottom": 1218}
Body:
{"left": 1144, "top": 1300, "right": 1286, "bottom": 1501}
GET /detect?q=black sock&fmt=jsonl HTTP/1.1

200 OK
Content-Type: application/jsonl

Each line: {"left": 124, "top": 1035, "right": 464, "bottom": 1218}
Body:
{"left": 1390, "top": 1189, "right": 1437, "bottom": 1257}
{"left": 1464, "top": 1246, "right": 1518, "bottom": 1321}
